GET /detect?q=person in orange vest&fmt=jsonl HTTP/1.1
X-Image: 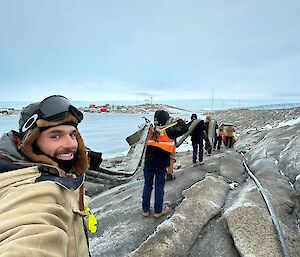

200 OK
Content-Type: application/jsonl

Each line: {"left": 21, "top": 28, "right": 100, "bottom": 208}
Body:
{"left": 142, "top": 110, "right": 188, "bottom": 218}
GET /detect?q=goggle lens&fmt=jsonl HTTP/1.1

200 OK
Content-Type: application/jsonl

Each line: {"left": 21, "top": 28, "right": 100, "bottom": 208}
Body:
{"left": 38, "top": 95, "right": 83, "bottom": 122}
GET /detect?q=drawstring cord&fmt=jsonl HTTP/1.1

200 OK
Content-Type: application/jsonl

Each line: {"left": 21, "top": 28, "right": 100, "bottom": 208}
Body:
{"left": 79, "top": 185, "right": 84, "bottom": 211}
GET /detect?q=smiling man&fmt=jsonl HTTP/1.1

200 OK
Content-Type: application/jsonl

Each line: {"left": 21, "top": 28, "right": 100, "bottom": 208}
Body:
{"left": 0, "top": 95, "right": 91, "bottom": 257}
{"left": 36, "top": 125, "right": 79, "bottom": 171}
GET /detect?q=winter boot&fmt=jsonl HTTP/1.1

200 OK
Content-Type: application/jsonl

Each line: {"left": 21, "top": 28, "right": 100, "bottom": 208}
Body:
{"left": 154, "top": 206, "right": 170, "bottom": 218}
{"left": 166, "top": 173, "right": 175, "bottom": 181}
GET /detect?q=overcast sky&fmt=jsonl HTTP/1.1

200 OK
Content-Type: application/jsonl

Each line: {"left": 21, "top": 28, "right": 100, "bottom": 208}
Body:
{"left": 0, "top": 0, "right": 299, "bottom": 103}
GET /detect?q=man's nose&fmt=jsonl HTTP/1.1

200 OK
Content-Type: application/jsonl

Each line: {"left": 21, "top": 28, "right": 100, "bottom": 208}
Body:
{"left": 64, "top": 135, "right": 77, "bottom": 148}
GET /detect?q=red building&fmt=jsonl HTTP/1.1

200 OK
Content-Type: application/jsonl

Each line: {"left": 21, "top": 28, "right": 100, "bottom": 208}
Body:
{"left": 100, "top": 106, "right": 108, "bottom": 112}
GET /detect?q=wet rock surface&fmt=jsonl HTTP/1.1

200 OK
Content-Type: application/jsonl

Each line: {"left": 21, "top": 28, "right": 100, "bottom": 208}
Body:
{"left": 88, "top": 107, "right": 300, "bottom": 257}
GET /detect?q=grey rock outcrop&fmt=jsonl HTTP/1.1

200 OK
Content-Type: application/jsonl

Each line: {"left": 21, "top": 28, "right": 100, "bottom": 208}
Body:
{"left": 128, "top": 175, "right": 229, "bottom": 257}
{"left": 89, "top": 107, "right": 300, "bottom": 257}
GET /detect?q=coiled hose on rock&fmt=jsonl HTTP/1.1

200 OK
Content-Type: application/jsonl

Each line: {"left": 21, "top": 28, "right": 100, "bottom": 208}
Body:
{"left": 242, "top": 155, "right": 291, "bottom": 257}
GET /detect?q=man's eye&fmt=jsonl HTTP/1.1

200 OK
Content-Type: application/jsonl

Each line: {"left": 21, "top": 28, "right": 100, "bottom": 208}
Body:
{"left": 70, "top": 133, "right": 77, "bottom": 139}
{"left": 50, "top": 134, "right": 60, "bottom": 139}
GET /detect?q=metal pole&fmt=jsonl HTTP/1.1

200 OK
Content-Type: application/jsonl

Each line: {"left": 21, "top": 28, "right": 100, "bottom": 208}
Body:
{"left": 211, "top": 88, "right": 214, "bottom": 113}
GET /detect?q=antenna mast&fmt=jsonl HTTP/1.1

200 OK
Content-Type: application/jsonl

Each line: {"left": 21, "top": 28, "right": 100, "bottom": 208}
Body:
{"left": 211, "top": 88, "right": 214, "bottom": 113}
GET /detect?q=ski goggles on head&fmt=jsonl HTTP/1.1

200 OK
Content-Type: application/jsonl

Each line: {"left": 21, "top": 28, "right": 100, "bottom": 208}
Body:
{"left": 37, "top": 95, "right": 83, "bottom": 122}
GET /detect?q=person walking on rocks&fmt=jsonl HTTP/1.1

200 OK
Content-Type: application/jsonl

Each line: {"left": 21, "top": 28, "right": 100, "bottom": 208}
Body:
{"left": 224, "top": 124, "right": 236, "bottom": 148}
{"left": 0, "top": 95, "right": 93, "bottom": 257}
{"left": 142, "top": 110, "right": 188, "bottom": 218}
{"left": 204, "top": 114, "right": 214, "bottom": 155}
{"left": 213, "top": 122, "right": 224, "bottom": 150}
{"left": 188, "top": 113, "right": 206, "bottom": 166}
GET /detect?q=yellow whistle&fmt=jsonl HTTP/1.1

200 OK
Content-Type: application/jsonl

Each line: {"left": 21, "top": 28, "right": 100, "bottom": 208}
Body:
{"left": 84, "top": 207, "right": 98, "bottom": 234}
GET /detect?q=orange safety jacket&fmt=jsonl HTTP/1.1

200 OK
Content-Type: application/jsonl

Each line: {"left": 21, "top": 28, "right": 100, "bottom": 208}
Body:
{"left": 147, "top": 127, "right": 176, "bottom": 153}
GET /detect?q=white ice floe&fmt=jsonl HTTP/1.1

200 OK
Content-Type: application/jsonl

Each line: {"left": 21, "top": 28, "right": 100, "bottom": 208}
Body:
{"left": 276, "top": 117, "right": 300, "bottom": 128}
{"left": 261, "top": 124, "right": 273, "bottom": 130}
{"left": 176, "top": 140, "right": 192, "bottom": 152}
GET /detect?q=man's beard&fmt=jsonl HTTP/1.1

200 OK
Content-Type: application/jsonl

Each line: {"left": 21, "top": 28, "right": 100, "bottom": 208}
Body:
{"left": 32, "top": 142, "right": 76, "bottom": 172}
{"left": 53, "top": 157, "right": 76, "bottom": 172}
{"left": 52, "top": 148, "right": 77, "bottom": 172}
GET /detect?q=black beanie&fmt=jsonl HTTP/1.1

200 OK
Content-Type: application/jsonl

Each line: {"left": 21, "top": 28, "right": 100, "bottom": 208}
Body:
{"left": 191, "top": 113, "right": 197, "bottom": 120}
{"left": 154, "top": 110, "right": 169, "bottom": 126}
{"left": 19, "top": 102, "right": 40, "bottom": 140}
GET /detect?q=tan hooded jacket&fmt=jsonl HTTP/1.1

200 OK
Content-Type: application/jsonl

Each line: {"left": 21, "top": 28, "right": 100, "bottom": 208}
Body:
{"left": 0, "top": 165, "right": 90, "bottom": 257}
{"left": 225, "top": 125, "right": 235, "bottom": 137}
{"left": 0, "top": 100, "right": 91, "bottom": 256}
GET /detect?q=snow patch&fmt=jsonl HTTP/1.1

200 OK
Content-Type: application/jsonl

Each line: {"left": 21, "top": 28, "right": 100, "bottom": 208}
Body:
{"left": 276, "top": 117, "right": 300, "bottom": 128}
{"left": 261, "top": 124, "right": 274, "bottom": 130}
{"left": 176, "top": 140, "right": 192, "bottom": 153}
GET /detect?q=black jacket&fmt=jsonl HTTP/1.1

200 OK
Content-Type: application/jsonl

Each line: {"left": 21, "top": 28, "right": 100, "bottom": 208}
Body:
{"left": 188, "top": 119, "right": 206, "bottom": 143}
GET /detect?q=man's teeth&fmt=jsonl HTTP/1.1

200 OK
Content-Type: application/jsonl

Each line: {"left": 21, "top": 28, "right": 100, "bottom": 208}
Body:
{"left": 57, "top": 153, "right": 73, "bottom": 158}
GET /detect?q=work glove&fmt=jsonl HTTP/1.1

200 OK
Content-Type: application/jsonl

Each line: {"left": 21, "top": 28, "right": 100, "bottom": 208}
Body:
{"left": 176, "top": 118, "right": 186, "bottom": 126}
{"left": 88, "top": 149, "right": 103, "bottom": 171}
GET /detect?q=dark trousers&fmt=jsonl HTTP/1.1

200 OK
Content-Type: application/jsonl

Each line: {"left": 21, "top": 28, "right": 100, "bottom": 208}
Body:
{"left": 142, "top": 165, "right": 166, "bottom": 213}
{"left": 226, "top": 136, "right": 234, "bottom": 148}
{"left": 213, "top": 136, "right": 222, "bottom": 150}
{"left": 192, "top": 140, "right": 203, "bottom": 163}
{"left": 204, "top": 138, "right": 212, "bottom": 154}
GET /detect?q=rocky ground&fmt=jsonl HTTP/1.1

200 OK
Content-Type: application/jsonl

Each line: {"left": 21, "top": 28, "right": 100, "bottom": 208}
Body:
{"left": 86, "top": 107, "right": 300, "bottom": 257}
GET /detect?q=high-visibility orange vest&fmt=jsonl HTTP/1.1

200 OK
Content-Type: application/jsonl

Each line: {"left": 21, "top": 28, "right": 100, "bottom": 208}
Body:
{"left": 147, "top": 127, "right": 175, "bottom": 153}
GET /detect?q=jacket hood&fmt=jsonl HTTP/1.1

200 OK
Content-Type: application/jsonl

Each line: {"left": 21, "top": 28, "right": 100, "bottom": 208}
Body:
{"left": 206, "top": 115, "right": 212, "bottom": 122}
{"left": 0, "top": 130, "right": 27, "bottom": 162}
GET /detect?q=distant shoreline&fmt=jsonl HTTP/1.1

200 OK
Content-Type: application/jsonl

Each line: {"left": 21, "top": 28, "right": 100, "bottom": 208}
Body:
{"left": 1, "top": 102, "right": 300, "bottom": 116}
{"left": 0, "top": 103, "right": 189, "bottom": 116}
{"left": 1, "top": 99, "right": 300, "bottom": 111}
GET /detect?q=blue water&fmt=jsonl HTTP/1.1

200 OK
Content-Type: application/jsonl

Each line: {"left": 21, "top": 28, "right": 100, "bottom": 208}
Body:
{"left": 77, "top": 113, "right": 153, "bottom": 158}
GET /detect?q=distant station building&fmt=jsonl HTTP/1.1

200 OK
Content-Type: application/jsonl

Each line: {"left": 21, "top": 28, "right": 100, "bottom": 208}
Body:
{"left": 88, "top": 104, "right": 97, "bottom": 113}
{"left": 100, "top": 106, "right": 108, "bottom": 113}
{"left": 0, "top": 108, "right": 14, "bottom": 115}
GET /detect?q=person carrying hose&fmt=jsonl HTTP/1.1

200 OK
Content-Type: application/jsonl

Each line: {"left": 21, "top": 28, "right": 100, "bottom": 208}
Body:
{"left": 142, "top": 110, "right": 188, "bottom": 218}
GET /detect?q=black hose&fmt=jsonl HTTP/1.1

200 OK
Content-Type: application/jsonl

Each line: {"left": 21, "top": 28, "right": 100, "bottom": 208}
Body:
{"left": 242, "top": 158, "right": 291, "bottom": 257}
